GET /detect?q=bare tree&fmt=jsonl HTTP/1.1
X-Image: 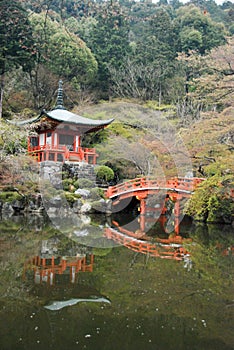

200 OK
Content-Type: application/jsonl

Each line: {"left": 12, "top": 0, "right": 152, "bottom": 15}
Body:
{"left": 108, "top": 57, "right": 165, "bottom": 103}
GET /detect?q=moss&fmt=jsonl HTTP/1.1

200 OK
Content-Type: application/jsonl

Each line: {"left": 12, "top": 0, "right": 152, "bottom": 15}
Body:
{"left": 64, "top": 192, "right": 81, "bottom": 204}
{"left": 144, "top": 100, "right": 175, "bottom": 111}
{"left": 74, "top": 178, "right": 95, "bottom": 189}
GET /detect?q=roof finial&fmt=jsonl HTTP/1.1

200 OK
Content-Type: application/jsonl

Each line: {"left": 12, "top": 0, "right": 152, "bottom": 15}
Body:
{"left": 55, "top": 80, "right": 66, "bottom": 110}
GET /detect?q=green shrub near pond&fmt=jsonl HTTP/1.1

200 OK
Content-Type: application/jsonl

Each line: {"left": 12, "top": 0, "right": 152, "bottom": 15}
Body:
{"left": 64, "top": 192, "right": 81, "bottom": 204}
{"left": 95, "top": 165, "right": 114, "bottom": 183}
{"left": 185, "top": 175, "right": 234, "bottom": 224}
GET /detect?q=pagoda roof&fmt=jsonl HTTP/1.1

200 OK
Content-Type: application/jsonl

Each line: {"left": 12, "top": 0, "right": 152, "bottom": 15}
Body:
{"left": 7, "top": 108, "right": 114, "bottom": 132}
{"left": 43, "top": 109, "right": 114, "bottom": 128}
{"left": 7, "top": 80, "right": 114, "bottom": 132}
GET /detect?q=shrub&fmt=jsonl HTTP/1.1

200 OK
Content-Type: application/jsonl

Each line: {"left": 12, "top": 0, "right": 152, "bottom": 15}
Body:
{"left": 62, "top": 178, "right": 73, "bottom": 191}
{"left": 89, "top": 187, "right": 104, "bottom": 200}
{"left": 95, "top": 165, "right": 114, "bottom": 183}
{"left": 74, "top": 178, "right": 95, "bottom": 189}
{"left": 64, "top": 192, "right": 81, "bottom": 204}
{"left": 185, "top": 175, "right": 234, "bottom": 223}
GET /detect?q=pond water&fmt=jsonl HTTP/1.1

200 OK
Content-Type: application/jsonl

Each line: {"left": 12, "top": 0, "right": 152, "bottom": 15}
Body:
{"left": 0, "top": 212, "right": 233, "bottom": 350}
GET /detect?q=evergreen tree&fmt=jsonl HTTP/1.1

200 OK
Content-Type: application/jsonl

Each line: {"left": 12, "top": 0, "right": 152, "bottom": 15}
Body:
{"left": 0, "top": 0, "right": 35, "bottom": 117}
{"left": 88, "top": 2, "right": 130, "bottom": 97}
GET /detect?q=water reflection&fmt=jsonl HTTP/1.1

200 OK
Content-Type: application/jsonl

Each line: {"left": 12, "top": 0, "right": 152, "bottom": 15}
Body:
{"left": 0, "top": 213, "right": 233, "bottom": 350}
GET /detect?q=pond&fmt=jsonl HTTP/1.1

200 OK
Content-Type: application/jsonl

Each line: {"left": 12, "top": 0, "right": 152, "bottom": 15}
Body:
{"left": 0, "top": 212, "right": 233, "bottom": 350}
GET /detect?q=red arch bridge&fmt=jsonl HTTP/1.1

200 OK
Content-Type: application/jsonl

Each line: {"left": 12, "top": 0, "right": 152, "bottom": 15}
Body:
{"left": 105, "top": 177, "right": 205, "bottom": 234}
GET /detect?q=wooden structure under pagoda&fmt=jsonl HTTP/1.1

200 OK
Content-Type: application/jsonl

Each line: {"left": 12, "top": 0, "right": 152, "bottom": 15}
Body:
{"left": 11, "top": 81, "right": 113, "bottom": 164}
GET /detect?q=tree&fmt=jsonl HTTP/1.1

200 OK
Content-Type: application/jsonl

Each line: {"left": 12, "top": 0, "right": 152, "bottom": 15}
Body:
{"left": 29, "top": 12, "right": 98, "bottom": 108}
{"left": 0, "top": 0, "right": 36, "bottom": 118}
{"left": 107, "top": 136, "right": 156, "bottom": 176}
{"left": 109, "top": 7, "right": 178, "bottom": 103}
{"left": 178, "top": 37, "right": 234, "bottom": 110}
{"left": 175, "top": 4, "right": 227, "bottom": 54}
{"left": 88, "top": 2, "right": 130, "bottom": 97}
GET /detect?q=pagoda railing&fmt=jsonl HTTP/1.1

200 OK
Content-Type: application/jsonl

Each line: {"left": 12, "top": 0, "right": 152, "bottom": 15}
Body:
{"left": 28, "top": 145, "right": 97, "bottom": 164}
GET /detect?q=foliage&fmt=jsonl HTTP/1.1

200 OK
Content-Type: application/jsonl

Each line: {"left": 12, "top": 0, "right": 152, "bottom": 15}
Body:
{"left": 0, "top": 0, "right": 36, "bottom": 117}
{"left": 185, "top": 175, "right": 234, "bottom": 223}
{"left": 74, "top": 178, "right": 95, "bottom": 189}
{"left": 87, "top": 2, "right": 130, "bottom": 95}
{"left": 64, "top": 191, "right": 81, "bottom": 204}
{"left": 1, "top": 1, "right": 234, "bottom": 112}
{"left": 187, "top": 37, "right": 234, "bottom": 109}
{"left": 95, "top": 165, "right": 114, "bottom": 183}
{"left": 175, "top": 4, "right": 227, "bottom": 54}
{"left": 62, "top": 178, "right": 73, "bottom": 191}
{"left": 0, "top": 191, "right": 22, "bottom": 202}
{"left": 0, "top": 0, "right": 35, "bottom": 73}
{"left": 28, "top": 12, "right": 98, "bottom": 108}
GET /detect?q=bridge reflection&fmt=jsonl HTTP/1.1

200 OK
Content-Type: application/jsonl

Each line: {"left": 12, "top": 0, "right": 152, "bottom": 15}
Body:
{"left": 105, "top": 211, "right": 193, "bottom": 266}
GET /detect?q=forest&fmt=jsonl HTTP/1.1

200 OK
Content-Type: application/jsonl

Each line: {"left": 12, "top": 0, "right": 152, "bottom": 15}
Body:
{"left": 0, "top": 0, "right": 234, "bottom": 224}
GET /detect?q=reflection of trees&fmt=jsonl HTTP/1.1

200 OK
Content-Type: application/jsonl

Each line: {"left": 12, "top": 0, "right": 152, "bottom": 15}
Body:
{"left": 0, "top": 215, "right": 233, "bottom": 348}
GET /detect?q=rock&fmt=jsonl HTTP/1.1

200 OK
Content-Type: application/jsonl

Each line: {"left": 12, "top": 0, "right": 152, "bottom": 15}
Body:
{"left": 80, "top": 203, "right": 92, "bottom": 213}
{"left": 2, "top": 202, "right": 14, "bottom": 214}
{"left": 80, "top": 215, "right": 91, "bottom": 225}
{"left": 48, "top": 195, "right": 63, "bottom": 207}
{"left": 91, "top": 199, "right": 112, "bottom": 214}
{"left": 73, "top": 199, "right": 82, "bottom": 213}
{"left": 75, "top": 189, "right": 90, "bottom": 198}
{"left": 74, "top": 229, "right": 89, "bottom": 237}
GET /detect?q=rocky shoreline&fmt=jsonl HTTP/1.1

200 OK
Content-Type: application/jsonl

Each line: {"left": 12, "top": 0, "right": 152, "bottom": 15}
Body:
{"left": 0, "top": 190, "right": 112, "bottom": 217}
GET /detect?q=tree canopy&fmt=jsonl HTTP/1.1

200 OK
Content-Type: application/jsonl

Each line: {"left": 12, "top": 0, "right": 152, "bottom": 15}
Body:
{"left": 1, "top": 0, "right": 234, "bottom": 115}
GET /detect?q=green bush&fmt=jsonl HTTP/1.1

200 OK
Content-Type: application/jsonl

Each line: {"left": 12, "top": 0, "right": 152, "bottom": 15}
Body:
{"left": 74, "top": 178, "right": 95, "bottom": 189}
{"left": 62, "top": 178, "right": 73, "bottom": 191}
{"left": 185, "top": 175, "right": 234, "bottom": 223}
{"left": 95, "top": 165, "right": 114, "bottom": 183}
{"left": 64, "top": 192, "right": 81, "bottom": 204}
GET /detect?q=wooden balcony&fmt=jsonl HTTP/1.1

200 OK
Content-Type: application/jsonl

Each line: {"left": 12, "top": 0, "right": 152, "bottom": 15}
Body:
{"left": 28, "top": 144, "right": 98, "bottom": 164}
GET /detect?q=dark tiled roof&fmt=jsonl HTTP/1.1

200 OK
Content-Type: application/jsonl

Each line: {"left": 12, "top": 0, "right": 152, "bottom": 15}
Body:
{"left": 7, "top": 109, "right": 114, "bottom": 129}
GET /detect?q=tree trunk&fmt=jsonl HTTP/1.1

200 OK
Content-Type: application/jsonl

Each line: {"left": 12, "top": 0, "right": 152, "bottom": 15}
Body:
{"left": 0, "top": 71, "right": 5, "bottom": 119}
{"left": 158, "top": 81, "right": 162, "bottom": 107}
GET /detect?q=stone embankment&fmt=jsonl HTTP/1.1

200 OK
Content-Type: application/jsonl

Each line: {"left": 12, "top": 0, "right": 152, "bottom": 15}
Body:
{"left": 0, "top": 161, "right": 112, "bottom": 217}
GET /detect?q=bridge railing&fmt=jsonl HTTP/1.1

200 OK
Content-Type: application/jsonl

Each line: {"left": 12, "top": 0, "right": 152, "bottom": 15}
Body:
{"left": 106, "top": 177, "right": 205, "bottom": 198}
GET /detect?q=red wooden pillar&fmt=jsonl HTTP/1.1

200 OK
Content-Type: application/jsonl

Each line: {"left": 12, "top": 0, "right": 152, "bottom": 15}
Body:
{"left": 173, "top": 197, "right": 181, "bottom": 235}
{"left": 140, "top": 198, "right": 146, "bottom": 215}
{"left": 140, "top": 214, "right": 146, "bottom": 232}
{"left": 174, "top": 216, "right": 180, "bottom": 235}
{"left": 174, "top": 200, "right": 181, "bottom": 217}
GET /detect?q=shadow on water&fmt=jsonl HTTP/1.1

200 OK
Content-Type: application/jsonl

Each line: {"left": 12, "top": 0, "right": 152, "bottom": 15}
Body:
{"left": 0, "top": 211, "right": 233, "bottom": 350}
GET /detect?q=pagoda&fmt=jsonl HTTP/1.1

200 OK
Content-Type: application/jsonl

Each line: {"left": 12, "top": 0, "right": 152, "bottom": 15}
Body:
{"left": 11, "top": 81, "right": 114, "bottom": 164}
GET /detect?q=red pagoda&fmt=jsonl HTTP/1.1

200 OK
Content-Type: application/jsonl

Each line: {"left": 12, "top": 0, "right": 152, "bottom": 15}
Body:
{"left": 12, "top": 81, "right": 113, "bottom": 164}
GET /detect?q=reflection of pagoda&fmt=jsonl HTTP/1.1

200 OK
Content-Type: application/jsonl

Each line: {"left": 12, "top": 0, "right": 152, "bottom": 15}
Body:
{"left": 23, "top": 238, "right": 94, "bottom": 285}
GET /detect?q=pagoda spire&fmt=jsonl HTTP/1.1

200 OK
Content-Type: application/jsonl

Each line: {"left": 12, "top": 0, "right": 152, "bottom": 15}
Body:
{"left": 55, "top": 80, "right": 66, "bottom": 110}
